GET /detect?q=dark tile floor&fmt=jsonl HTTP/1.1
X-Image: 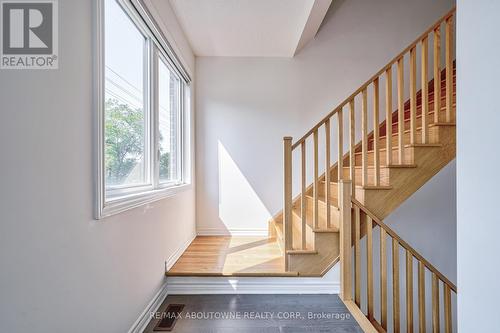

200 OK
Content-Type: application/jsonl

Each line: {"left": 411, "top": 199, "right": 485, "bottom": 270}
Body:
{"left": 144, "top": 294, "right": 362, "bottom": 333}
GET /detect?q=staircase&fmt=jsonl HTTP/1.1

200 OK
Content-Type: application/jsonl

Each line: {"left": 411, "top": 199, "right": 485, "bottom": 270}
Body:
{"left": 273, "top": 7, "right": 457, "bottom": 332}
{"left": 167, "top": 6, "right": 458, "bottom": 332}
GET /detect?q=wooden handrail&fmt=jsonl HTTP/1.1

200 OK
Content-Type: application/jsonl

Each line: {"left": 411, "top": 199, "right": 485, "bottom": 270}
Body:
{"left": 290, "top": 6, "right": 455, "bottom": 151}
{"left": 351, "top": 198, "right": 457, "bottom": 292}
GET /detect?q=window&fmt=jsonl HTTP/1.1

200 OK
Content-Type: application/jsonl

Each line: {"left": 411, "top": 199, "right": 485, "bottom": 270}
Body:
{"left": 104, "top": 0, "right": 147, "bottom": 189}
{"left": 96, "top": 0, "right": 191, "bottom": 218}
{"left": 158, "top": 58, "right": 181, "bottom": 185}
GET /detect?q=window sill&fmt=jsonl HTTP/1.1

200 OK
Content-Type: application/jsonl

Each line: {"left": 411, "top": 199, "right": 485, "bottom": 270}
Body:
{"left": 96, "top": 183, "right": 192, "bottom": 219}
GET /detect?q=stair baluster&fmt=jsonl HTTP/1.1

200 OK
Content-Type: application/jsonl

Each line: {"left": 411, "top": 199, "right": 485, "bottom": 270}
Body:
{"left": 337, "top": 110, "right": 344, "bottom": 186}
{"left": 313, "top": 129, "right": 319, "bottom": 229}
{"left": 397, "top": 57, "right": 405, "bottom": 164}
{"left": 361, "top": 88, "right": 368, "bottom": 186}
{"left": 422, "top": 36, "right": 429, "bottom": 144}
{"left": 349, "top": 100, "right": 356, "bottom": 194}
{"left": 419, "top": 261, "right": 426, "bottom": 333}
{"left": 301, "top": 141, "right": 307, "bottom": 250}
{"left": 406, "top": 249, "right": 414, "bottom": 332}
{"left": 325, "top": 119, "right": 332, "bottom": 229}
{"left": 433, "top": 26, "right": 441, "bottom": 124}
{"left": 445, "top": 17, "right": 454, "bottom": 122}
{"left": 380, "top": 227, "right": 388, "bottom": 329}
{"left": 373, "top": 78, "right": 380, "bottom": 185}
{"left": 432, "top": 273, "right": 440, "bottom": 333}
{"left": 410, "top": 46, "right": 417, "bottom": 145}
{"left": 385, "top": 68, "right": 393, "bottom": 165}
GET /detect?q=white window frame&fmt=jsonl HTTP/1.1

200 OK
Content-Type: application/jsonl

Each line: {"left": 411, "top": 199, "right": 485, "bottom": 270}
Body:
{"left": 155, "top": 51, "right": 184, "bottom": 188}
{"left": 94, "top": 0, "right": 192, "bottom": 219}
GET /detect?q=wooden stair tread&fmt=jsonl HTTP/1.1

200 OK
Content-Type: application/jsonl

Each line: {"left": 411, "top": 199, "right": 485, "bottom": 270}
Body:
{"left": 343, "top": 164, "right": 417, "bottom": 169}
{"left": 430, "top": 122, "right": 456, "bottom": 127}
{"left": 386, "top": 164, "right": 418, "bottom": 168}
{"left": 312, "top": 228, "right": 339, "bottom": 233}
{"left": 359, "top": 185, "right": 393, "bottom": 190}
{"left": 287, "top": 249, "right": 318, "bottom": 255}
{"left": 405, "top": 143, "right": 442, "bottom": 148}
{"left": 320, "top": 179, "right": 392, "bottom": 191}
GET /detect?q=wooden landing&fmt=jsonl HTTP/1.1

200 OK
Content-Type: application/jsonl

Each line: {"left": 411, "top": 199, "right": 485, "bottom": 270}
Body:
{"left": 167, "top": 236, "right": 296, "bottom": 277}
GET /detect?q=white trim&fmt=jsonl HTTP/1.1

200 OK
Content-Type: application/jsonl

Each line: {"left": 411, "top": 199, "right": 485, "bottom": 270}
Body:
{"left": 100, "top": 183, "right": 192, "bottom": 219}
{"left": 127, "top": 282, "right": 168, "bottom": 333}
{"left": 130, "top": 0, "right": 191, "bottom": 83}
{"left": 197, "top": 227, "right": 269, "bottom": 237}
{"left": 166, "top": 232, "right": 196, "bottom": 271}
{"left": 166, "top": 276, "right": 340, "bottom": 295}
{"left": 93, "top": 0, "right": 105, "bottom": 220}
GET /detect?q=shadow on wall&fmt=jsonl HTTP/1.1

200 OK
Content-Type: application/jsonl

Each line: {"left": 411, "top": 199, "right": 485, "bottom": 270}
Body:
{"left": 217, "top": 141, "right": 272, "bottom": 234}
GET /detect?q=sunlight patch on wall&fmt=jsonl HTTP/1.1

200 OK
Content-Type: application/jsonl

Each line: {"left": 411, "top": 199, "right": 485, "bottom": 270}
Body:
{"left": 218, "top": 141, "right": 271, "bottom": 233}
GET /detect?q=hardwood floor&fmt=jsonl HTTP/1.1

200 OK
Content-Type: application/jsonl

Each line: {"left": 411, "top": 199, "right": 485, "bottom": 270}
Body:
{"left": 167, "top": 236, "right": 297, "bottom": 276}
{"left": 144, "top": 294, "right": 363, "bottom": 333}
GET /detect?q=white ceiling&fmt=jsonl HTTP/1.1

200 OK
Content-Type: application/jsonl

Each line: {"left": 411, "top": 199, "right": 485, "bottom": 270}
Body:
{"left": 169, "top": 0, "right": 332, "bottom": 57}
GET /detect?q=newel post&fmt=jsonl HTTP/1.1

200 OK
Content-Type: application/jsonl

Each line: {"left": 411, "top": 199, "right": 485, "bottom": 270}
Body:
{"left": 339, "top": 180, "right": 353, "bottom": 300}
{"left": 283, "top": 136, "right": 293, "bottom": 271}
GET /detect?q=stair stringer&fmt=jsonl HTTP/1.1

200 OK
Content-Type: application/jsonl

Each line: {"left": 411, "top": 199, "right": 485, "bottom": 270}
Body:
{"left": 288, "top": 231, "right": 340, "bottom": 276}
{"left": 358, "top": 124, "right": 455, "bottom": 219}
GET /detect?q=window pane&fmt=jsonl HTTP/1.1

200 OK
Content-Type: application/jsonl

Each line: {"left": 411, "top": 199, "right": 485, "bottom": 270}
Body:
{"left": 104, "top": 0, "right": 147, "bottom": 188}
{"left": 158, "top": 59, "right": 180, "bottom": 183}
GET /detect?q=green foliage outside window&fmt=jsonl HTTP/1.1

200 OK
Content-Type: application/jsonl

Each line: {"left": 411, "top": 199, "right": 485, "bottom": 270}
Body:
{"left": 105, "top": 99, "right": 144, "bottom": 185}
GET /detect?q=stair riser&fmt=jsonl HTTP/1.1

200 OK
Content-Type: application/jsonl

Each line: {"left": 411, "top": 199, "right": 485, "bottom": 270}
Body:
{"left": 303, "top": 196, "right": 340, "bottom": 229}
{"left": 354, "top": 146, "right": 414, "bottom": 166}
{"left": 291, "top": 211, "right": 315, "bottom": 250}
{"left": 318, "top": 182, "right": 339, "bottom": 203}
{"left": 341, "top": 167, "right": 391, "bottom": 187}
{"left": 368, "top": 126, "right": 441, "bottom": 151}
{"left": 387, "top": 99, "right": 456, "bottom": 133}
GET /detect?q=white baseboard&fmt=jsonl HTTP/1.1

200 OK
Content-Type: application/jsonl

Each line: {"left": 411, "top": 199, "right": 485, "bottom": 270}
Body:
{"left": 166, "top": 277, "right": 339, "bottom": 294}
{"left": 127, "top": 282, "right": 168, "bottom": 333}
{"left": 166, "top": 232, "right": 196, "bottom": 270}
{"left": 128, "top": 232, "right": 197, "bottom": 332}
{"left": 166, "top": 265, "right": 340, "bottom": 294}
{"left": 197, "top": 227, "right": 268, "bottom": 236}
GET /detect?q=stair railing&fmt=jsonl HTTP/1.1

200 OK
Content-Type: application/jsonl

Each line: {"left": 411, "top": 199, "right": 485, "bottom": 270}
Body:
{"left": 339, "top": 181, "right": 457, "bottom": 332}
{"left": 283, "top": 7, "right": 456, "bottom": 270}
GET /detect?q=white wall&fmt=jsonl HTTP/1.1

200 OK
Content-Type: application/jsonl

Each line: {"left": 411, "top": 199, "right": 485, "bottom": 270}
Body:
{"left": 195, "top": 0, "right": 455, "bottom": 235}
{"left": 0, "top": 0, "right": 196, "bottom": 332}
{"left": 456, "top": 0, "right": 500, "bottom": 330}
{"left": 386, "top": 161, "right": 457, "bottom": 283}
